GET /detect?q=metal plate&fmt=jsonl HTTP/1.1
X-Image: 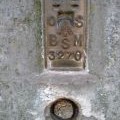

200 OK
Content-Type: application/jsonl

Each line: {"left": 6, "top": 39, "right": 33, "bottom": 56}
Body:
{"left": 43, "top": 0, "right": 87, "bottom": 70}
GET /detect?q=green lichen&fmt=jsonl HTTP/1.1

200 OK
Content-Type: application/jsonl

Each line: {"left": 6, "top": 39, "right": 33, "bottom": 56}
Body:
{"left": 34, "top": 0, "right": 44, "bottom": 72}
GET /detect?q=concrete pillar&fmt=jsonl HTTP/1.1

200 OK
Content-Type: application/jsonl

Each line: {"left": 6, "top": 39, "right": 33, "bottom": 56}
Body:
{"left": 0, "top": 0, "right": 120, "bottom": 120}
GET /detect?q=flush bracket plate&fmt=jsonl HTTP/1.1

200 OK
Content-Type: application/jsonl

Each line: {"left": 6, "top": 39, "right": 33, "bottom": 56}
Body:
{"left": 43, "top": 0, "right": 88, "bottom": 70}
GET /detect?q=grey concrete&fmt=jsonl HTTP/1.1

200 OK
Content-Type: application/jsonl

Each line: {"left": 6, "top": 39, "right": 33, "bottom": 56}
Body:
{"left": 0, "top": 0, "right": 120, "bottom": 120}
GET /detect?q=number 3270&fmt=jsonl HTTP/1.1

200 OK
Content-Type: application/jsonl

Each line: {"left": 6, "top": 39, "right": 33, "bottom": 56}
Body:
{"left": 48, "top": 51, "right": 84, "bottom": 61}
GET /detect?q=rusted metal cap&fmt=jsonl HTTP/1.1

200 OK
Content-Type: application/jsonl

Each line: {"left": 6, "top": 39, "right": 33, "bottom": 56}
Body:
{"left": 50, "top": 98, "right": 79, "bottom": 120}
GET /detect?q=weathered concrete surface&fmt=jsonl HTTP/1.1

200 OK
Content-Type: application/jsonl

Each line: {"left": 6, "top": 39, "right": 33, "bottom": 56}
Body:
{"left": 0, "top": 0, "right": 120, "bottom": 120}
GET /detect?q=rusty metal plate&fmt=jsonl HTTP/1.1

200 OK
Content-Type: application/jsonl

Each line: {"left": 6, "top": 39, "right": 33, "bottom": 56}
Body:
{"left": 43, "top": 0, "right": 87, "bottom": 70}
